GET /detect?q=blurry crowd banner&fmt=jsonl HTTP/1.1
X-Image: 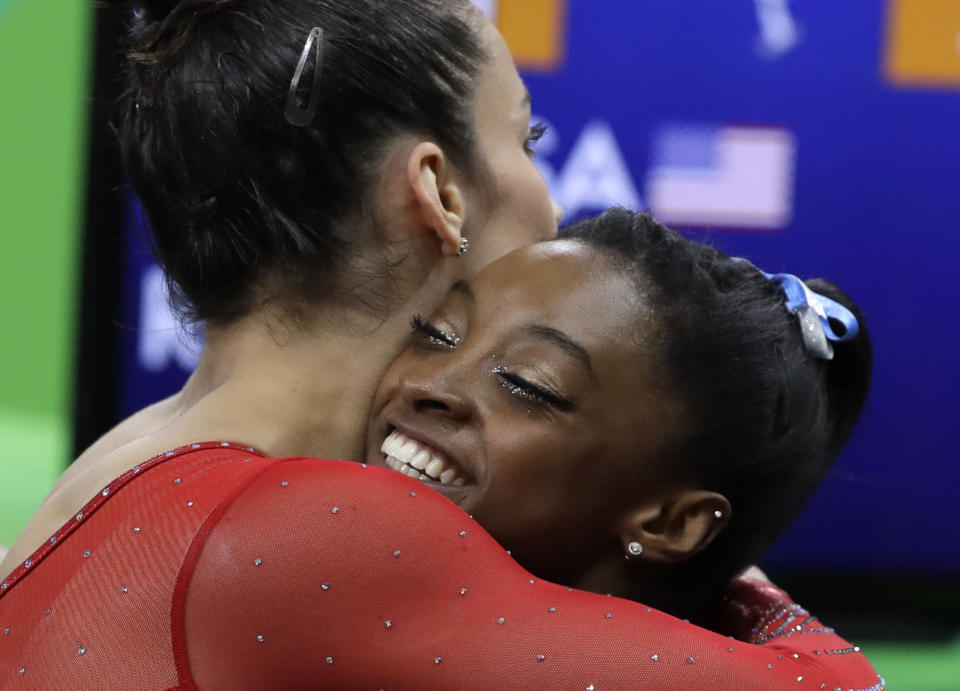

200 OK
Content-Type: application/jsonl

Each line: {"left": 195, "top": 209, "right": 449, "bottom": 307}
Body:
{"left": 121, "top": 0, "right": 960, "bottom": 574}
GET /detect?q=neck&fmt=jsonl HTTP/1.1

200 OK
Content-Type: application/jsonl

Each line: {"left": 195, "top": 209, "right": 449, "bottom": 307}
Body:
{"left": 166, "top": 264, "right": 460, "bottom": 462}
{"left": 569, "top": 554, "right": 702, "bottom": 621}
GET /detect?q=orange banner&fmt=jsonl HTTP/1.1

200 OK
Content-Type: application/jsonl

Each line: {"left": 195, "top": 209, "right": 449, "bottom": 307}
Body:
{"left": 885, "top": 0, "right": 960, "bottom": 88}
{"left": 496, "top": 0, "right": 568, "bottom": 72}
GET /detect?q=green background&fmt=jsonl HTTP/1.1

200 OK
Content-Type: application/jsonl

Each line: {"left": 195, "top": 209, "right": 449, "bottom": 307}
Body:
{"left": 0, "top": 0, "right": 90, "bottom": 548}
{"left": 0, "top": 1, "right": 955, "bottom": 687}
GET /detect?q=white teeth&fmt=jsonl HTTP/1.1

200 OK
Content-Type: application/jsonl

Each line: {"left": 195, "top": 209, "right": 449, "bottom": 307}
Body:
{"left": 379, "top": 430, "right": 467, "bottom": 487}
{"left": 424, "top": 459, "right": 445, "bottom": 479}
{"left": 410, "top": 450, "right": 431, "bottom": 470}
{"left": 397, "top": 440, "right": 419, "bottom": 464}
{"left": 381, "top": 431, "right": 407, "bottom": 457}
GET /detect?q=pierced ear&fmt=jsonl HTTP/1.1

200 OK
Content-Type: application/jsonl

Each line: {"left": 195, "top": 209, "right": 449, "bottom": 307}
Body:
{"left": 407, "top": 142, "right": 466, "bottom": 256}
{"left": 619, "top": 491, "right": 731, "bottom": 565}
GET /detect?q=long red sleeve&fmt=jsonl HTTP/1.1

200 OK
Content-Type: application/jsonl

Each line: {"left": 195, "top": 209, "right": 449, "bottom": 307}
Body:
{"left": 179, "top": 457, "right": 883, "bottom": 690}
{"left": 0, "top": 445, "right": 884, "bottom": 690}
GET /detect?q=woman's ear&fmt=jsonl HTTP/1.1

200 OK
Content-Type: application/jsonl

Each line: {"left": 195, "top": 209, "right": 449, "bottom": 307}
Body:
{"left": 407, "top": 142, "right": 466, "bottom": 256}
{"left": 619, "top": 491, "right": 731, "bottom": 564}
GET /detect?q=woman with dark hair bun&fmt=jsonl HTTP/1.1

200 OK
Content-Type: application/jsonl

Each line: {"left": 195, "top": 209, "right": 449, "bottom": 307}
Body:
{"left": 0, "top": 2, "right": 881, "bottom": 689}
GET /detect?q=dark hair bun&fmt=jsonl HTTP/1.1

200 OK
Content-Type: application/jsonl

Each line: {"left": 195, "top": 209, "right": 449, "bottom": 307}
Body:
{"left": 804, "top": 278, "right": 873, "bottom": 449}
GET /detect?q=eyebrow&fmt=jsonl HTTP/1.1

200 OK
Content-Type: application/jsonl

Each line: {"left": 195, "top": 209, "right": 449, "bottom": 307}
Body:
{"left": 523, "top": 325, "right": 596, "bottom": 380}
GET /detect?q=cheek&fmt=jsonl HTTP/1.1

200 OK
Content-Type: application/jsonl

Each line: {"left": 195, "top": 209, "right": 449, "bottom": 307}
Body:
{"left": 369, "top": 360, "right": 406, "bottom": 416}
{"left": 474, "top": 171, "right": 554, "bottom": 265}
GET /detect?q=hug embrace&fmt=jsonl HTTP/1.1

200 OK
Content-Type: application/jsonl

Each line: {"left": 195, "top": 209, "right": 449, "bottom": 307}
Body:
{"left": 0, "top": 1, "right": 882, "bottom": 689}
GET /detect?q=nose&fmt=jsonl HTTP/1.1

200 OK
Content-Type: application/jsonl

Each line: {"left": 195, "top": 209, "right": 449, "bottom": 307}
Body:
{"left": 398, "top": 370, "right": 474, "bottom": 422}
{"left": 551, "top": 197, "right": 563, "bottom": 229}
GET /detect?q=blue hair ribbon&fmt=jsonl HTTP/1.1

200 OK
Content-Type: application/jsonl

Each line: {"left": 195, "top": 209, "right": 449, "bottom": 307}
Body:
{"left": 763, "top": 272, "right": 859, "bottom": 361}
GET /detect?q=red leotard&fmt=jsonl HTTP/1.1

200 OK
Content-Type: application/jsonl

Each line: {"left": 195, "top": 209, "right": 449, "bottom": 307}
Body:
{"left": 0, "top": 443, "right": 884, "bottom": 690}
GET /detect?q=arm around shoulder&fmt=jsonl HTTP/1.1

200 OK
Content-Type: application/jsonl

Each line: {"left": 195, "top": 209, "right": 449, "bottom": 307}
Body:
{"left": 174, "top": 458, "right": 883, "bottom": 690}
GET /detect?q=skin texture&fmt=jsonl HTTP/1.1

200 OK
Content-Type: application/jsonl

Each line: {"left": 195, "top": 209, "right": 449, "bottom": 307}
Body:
{"left": 366, "top": 241, "right": 729, "bottom": 595}
{"left": 1, "top": 17, "right": 559, "bottom": 578}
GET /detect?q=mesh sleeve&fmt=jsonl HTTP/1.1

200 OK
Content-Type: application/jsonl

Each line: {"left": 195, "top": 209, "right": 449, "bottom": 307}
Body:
{"left": 175, "top": 458, "right": 883, "bottom": 690}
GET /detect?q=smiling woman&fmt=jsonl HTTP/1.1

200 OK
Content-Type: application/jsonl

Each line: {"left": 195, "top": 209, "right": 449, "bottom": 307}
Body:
{"left": 367, "top": 207, "right": 873, "bottom": 622}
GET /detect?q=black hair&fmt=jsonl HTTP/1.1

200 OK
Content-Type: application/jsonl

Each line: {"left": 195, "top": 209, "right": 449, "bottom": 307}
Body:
{"left": 564, "top": 208, "right": 873, "bottom": 616}
{"left": 103, "top": 0, "right": 487, "bottom": 323}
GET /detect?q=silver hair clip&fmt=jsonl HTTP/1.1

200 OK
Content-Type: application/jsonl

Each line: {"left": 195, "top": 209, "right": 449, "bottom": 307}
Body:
{"left": 285, "top": 27, "right": 325, "bottom": 127}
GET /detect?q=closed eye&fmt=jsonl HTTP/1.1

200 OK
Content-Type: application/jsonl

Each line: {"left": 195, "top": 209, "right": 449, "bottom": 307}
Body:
{"left": 493, "top": 365, "right": 574, "bottom": 412}
{"left": 411, "top": 314, "right": 460, "bottom": 349}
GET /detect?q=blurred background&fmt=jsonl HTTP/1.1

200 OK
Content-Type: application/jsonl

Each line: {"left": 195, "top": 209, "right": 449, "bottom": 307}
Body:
{"left": 1, "top": 0, "right": 958, "bottom": 687}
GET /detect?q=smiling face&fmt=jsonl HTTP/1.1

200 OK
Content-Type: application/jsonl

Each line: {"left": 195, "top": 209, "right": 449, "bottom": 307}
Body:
{"left": 459, "top": 21, "right": 561, "bottom": 271}
{"left": 365, "top": 241, "right": 685, "bottom": 580}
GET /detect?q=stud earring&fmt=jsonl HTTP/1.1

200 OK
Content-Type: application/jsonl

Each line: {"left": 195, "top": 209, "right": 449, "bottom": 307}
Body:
{"left": 456, "top": 236, "right": 470, "bottom": 257}
{"left": 625, "top": 541, "right": 643, "bottom": 560}
{"left": 714, "top": 510, "right": 723, "bottom": 519}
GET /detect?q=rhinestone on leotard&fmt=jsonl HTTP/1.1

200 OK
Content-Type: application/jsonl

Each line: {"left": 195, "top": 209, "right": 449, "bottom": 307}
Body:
{"left": 548, "top": 606, "right": 557, "bottom": 613}
{"left": 75, "top": 512, "right": 83, "bottom": 521}
{"left": 459, "top": 530, "right": 467, "bottom": 537}
{"left": 497, "top": 617, "right": 506, "bottom": 624}
{"left": 321, "top": 582, "right": 330, "bottom": 590}
{"left": 459, "top": 588, "right": 468, "bottom": 596}
{"left": 83, "top": 550, "right": 91, "bottom": 559}
{"left": 174, "top": 478, "right": 182, "bottom": 484}
{"left": 393, "top": 550, "right": 402, "bottom": 558}
{"left": 331, "top": 507, "right": 340, "bottom": 514}
{"left": 256, "top": 635, "right": 265, "bottom": 643}
{"left": 687, "top": 657, "right": 695, "bottom": 664}
{"left": 385, "top": 620, "right": 393, "bottom": 628}
{"left": 254, "top": 558, "right": 263, "bottom": 566}
{"left": 326, "top": 656, "right": 334, "bottom": 664}
{"left": 650, "top": 654, "right": 659, "bottom": 662}
{"left": 186, "top": 501, "right": 195, "bottom": 507}
{"left": 434, "top": 657, "right": 442, "bottom": 664}
{"left": 78, "top": 645, "right": 87, "bottom": 655}
{"left": 536, "top": 655, "right": 545, "bottom": 662}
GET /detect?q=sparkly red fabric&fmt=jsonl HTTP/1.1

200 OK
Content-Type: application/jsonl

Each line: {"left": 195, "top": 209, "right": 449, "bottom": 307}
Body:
{"left": 0, "top": 443, "right": 883, "bottom": 690}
